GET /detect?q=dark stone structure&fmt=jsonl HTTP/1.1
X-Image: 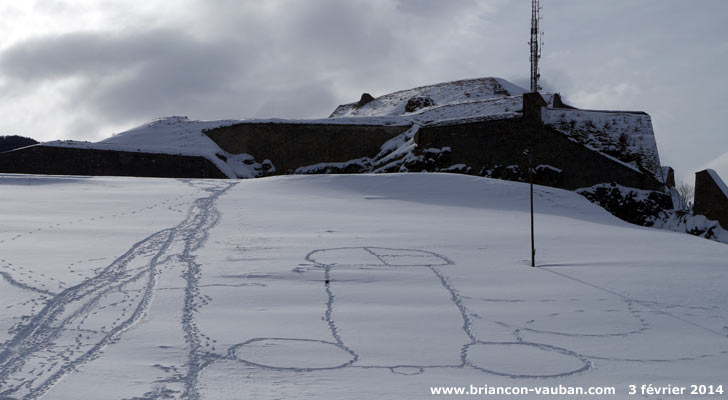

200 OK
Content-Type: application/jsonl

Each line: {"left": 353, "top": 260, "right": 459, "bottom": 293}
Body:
{"left": 662, "top": 166, "right": 675, "bottom": 188}
{"left": 413, "top": 117, "right": 664, "bottom": 191}
{"left": 0, "top": 92, "right": 664, "bottom": 194}
{"left": 205, "top": 123, "right": 410, "bottom": 174}
{"left": 0, "top": 145, "right": 226, "bottom": 179}
{"left": 357, "top": 93, "right": 375, "bottom": 108}
{"left": 522, "top": 92, "right": 548, "bottom": 121}
{"left": 201, "top": 92, "right": 663, "bottom": 191}
{"left": 551, "top": 93, "right": 575, "bottom": 109}
{"left": 694, "top": 169, "right": 728, "bottom": 229}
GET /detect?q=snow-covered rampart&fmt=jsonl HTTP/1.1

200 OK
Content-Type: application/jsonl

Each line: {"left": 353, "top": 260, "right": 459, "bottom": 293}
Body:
{"left": 542, "top": 108, "right": 661, "bottom": 181}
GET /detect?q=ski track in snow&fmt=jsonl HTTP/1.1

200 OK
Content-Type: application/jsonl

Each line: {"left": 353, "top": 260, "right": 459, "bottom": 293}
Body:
{"left": 0, "top": 191, "right": 197, "bottom": 295}
{"left": 0, "top": 180, "right": 236, "bottom": 400}
{"left": 0, "top": 193, "right": 194, "bottom": 246}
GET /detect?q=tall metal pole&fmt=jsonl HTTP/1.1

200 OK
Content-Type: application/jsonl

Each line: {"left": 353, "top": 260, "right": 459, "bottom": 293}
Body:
{"left": 529, "top": 0, "right": 542, "bottom": 93}
{"left": 529, "top": 153, "right": 535, "bottom": 267}
{"left": 528, "top": 0, "right": 541, "bottom": 266}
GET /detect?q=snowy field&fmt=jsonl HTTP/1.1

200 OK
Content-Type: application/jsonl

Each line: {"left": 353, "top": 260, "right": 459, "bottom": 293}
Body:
{"left": 0, "top": 173, "right": 726, "bottom": 399}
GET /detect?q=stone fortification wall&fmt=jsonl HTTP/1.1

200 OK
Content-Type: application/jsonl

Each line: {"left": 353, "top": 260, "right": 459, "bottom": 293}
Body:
{"left": 0, "top": 145, "right": 226, "bottom": 179}
{"left": 414, "top": 118, "right": 664, "bottom": 191}
{"left": 694, "top": 169, "right": 728, "bottom": 229}
{"left": 205, "top": 123, "right": 410, "bottom": 174}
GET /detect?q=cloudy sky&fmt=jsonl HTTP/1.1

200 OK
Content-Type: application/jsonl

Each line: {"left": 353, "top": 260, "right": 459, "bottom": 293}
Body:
{"left": 1, "top": 0, "right": 726, "bottom": 181}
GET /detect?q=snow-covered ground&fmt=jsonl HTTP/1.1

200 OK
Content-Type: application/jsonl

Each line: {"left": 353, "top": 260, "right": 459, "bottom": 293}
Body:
{"left": 1, "top": 173, "right": 726, "bottom": 399}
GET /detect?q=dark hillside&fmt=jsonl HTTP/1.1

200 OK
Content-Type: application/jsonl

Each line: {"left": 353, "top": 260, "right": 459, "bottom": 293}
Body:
{"left": 0, "top": 135, "right": 38, "bottom": 153}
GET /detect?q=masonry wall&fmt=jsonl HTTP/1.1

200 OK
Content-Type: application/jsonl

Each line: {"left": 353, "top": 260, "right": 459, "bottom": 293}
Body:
{"left": 414, "top": 118, "right": 664, "bottom": 191}
{"left": 694, "top": 169, "right": 728, "bottom": 229}
{"left": 205, "top": 123, "right": 410, "bottom": 174}
{"left": 0, "top": 145, "right": 226, "bottom": 179}
{"left": 0, "top": 118, "right": 665, "bottom": 191}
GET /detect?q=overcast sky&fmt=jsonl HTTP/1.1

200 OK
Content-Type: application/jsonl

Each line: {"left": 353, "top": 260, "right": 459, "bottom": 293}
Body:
{"left": 1, "top": 0, "right": 726, "bottom": 182}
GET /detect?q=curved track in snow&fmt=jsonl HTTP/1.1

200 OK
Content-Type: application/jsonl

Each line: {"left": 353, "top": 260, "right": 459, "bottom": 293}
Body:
{"left": 0, "top": 181, "right": 236, "bottom": 400}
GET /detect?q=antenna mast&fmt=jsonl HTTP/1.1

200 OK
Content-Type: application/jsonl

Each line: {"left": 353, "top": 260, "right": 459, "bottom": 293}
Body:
{"left": 529, "top": 0, "right": 542, "bottom": 92}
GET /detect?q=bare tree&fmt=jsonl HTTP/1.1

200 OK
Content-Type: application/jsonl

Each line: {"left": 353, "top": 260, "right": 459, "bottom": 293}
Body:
{"left": 676, "top": 180, "right": 694, "bottom": 210}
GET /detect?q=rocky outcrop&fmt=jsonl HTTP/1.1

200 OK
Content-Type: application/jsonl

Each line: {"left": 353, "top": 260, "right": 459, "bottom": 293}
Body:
{"left": 577, "top": 184, "right": 672, "bottom": 226}
{"left": 404, "top": 96, "right": 435, "bottom": 113}
{"left": 577, "top": 183, "right": 727, "bottom": 244}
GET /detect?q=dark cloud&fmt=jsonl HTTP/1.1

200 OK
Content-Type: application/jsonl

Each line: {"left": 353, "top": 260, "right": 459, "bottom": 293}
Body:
{"left": 1, "top": 30, "right": 186, "bottom": 80}
{"left": 0, "top": 0, "right": 493, "bottom": 130}
{"left": 396, "top": 0, "right": 481, "bottom": 17}
{"left": 0, "top": 28, "right": 260, "bottom": 122}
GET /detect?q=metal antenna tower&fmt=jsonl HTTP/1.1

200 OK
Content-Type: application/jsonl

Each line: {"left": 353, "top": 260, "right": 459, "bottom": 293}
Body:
{"left": 529, "top": 0, "right": 543, "bottom": 92}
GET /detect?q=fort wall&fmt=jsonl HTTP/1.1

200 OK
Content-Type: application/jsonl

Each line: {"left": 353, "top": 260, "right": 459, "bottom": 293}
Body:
{"left": 0, "top": 145, "right": 226, "bottom": 179}
{"left": 205, "top": 123, "right": 410, "bottom": 174}
{"left": 694, "top": 169, "right": 728, "bottom": 229}
{"left": 414, "top": 118, "right": 664, "bottom": 191}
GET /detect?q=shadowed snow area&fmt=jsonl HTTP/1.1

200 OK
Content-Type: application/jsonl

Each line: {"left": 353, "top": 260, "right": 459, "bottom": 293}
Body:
{"left": 0, "top": 173, "right": 726, "bottom": 399}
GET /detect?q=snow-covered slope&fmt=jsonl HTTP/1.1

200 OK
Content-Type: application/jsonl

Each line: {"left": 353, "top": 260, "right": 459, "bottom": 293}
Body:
{"left": 542, "top": 108, "right": 662, "bottom": 180}
{"left": 42, "top": 116, "right": 250, "bottom": 178}
{"left": 1, "top": 173, "right": 726, "bottom": 399}
{"left": 330, "top": 77, "right": 529, "bottom": 123}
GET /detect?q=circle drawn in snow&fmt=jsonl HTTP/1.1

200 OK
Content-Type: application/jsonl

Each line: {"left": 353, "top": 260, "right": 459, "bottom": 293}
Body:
{"left": 465, "top": 341, "right": 590, "bottom": 378}
{"left": 231, "top": 338, "right": 356, "bottom": 371}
